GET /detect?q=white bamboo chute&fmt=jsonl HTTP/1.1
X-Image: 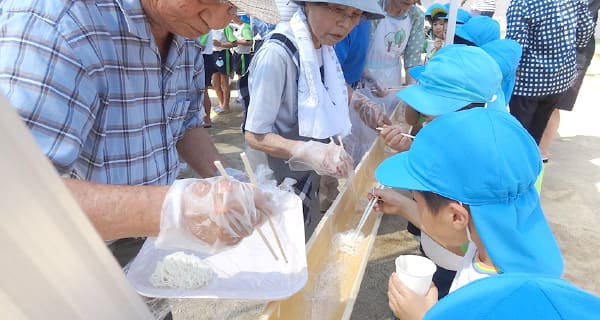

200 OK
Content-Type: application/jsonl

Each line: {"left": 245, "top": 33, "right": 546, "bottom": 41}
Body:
{"left": 0, "top": 94, "right": 153, "bottom": 319}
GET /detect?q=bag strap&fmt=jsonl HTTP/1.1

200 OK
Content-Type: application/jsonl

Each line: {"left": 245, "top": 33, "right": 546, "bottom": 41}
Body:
{"left": 240, "top": 33, "right": 299, "bottom": 132}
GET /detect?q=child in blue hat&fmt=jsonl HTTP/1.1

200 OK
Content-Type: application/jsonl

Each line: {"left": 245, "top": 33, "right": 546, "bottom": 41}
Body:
{"left": 424, "top": 3, "right": 448, "bottom": 61}
{"left": 379, "top": 45, "right": 504, "bottom": 152}
{"left": 425, "top": 273, "right": 600, "bottom": 319}
{"left": 376, "top": 108, "right": 563, "bottom": 319}
{"left": 454, "top": 15, "right": 500, "bottom": 46}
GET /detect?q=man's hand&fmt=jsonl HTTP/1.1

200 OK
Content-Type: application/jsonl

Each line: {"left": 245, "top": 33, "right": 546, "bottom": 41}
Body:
{"left": 156, "top": 177, "right": 276, "bottom": 253}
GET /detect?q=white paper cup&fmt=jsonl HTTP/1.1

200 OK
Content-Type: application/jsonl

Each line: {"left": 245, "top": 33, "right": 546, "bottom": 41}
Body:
{"left": 395, "top": 255, "right": 437, "bottom": 296}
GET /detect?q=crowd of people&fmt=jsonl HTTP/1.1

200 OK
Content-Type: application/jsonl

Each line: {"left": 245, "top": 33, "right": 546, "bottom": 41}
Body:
{"left": 1, "top": 0, "right": 600, "bottom": 319}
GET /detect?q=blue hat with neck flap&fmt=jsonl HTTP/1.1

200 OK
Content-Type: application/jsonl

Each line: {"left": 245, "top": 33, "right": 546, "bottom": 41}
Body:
{"left": 375, "top": 108, "right": 563, "bottom": 276}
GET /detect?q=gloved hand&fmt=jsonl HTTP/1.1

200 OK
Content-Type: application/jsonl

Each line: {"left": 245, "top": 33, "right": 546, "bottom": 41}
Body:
{"left": 288, "top": 140, "right": 354, "bottom": 178}
{"left": 363, "top": 71, "right": 387, "bottom": 98}
{"left": 379, "top": 125, "right": 413, "bottom": 153}
{"left": 156, "top": 177, "right": 276, "bottom": 253}
{"left": 350, "top": 92, "right": 392, "bottom": 129}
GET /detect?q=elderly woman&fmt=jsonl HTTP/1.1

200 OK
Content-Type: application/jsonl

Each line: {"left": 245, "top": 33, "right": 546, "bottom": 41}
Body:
{"left": 243, "top": 0, "right": 384, "bottom": 236}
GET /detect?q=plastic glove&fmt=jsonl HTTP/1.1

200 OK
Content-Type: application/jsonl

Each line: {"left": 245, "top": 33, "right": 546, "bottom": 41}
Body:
{"left": 288, "top": 140, "right": 353, "bottom": 178}
{"left": 363, "top": 70, "right": 387, "bottom": 98}
{"left": 156, "top": 177, "right": 276, "bottom": 253}
{"left": 350, "top": 92, "right": 392, "bottom": 129}
{"left": 379, "top": 125, "right": 413, "bottom": 153}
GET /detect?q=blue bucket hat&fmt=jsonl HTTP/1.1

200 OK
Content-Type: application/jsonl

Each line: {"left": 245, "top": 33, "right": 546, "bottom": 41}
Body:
{"left": 481, "top": 39, "right": 523, "bottom": 105}
{"left": 424, "top": 274, "right": 600, "bottom": 319}
{"left": 399, "top": 45, "right": 502, "bottom": 116}
{"left": 375, "top": 108, "right": 563, "bottom": 276}
{"left": 293, "top": 0, "right": 385, "bottom": 19}
{"left": 441, "top": 4, "right": 472, "bottom": 24}
{"left": 455, "top": 16, "right": 500, "bottom": 46}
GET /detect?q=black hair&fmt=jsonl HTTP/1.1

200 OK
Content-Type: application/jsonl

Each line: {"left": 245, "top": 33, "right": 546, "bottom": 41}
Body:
{"left": 453, "top": 35, "right": 475, "bottom": 46}
{"left": 419, "top": 191, "right": 471, "bottom": 215}
{"left": 420, "top": 191, "right": 453, "bottom": 214}
{"left": 457, "top": 102, "right": 486, "bottom": 112}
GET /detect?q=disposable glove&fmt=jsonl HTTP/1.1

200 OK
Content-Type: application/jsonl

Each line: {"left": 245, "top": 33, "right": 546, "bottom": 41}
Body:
{"left": 156, "top": 177, "right": 276, "bottom": 253}
{"left": 288, "top": 140, "right": 353, "bottom": 178}
{"left": 350, "top": 92, "right": 392, "bottom": 129}
{"left": 363, "top": 70, "right": 387, "bottom": 97}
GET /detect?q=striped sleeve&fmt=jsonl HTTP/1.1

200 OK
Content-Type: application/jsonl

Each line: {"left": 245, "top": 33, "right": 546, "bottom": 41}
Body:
{"left": 0, "top": 12, "right": 100, "bottom": 174}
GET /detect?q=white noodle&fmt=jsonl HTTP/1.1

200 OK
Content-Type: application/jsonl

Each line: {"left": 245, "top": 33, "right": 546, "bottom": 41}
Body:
{"left": 150, "top": 251, "right": 214, "bottom": 289}
{"left": 332, "top": 230, "right": 364, "bottom": 254}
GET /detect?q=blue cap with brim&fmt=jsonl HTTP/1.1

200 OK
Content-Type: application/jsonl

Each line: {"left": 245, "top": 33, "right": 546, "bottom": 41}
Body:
{"left": 441, "top": 5, "right": 472, "bottom": 24}
{"left": 455, "top": 16, "right": 500, "bottom": 46}
{"left": 425, "top": 3, "right": 447, "bottom": 18}
{"left": 424, "top": 274, "right": 600, "bottom": 319}
{"left": 482, "top": 39, "right": 522, "bottom": 105}
{"left": 375, "top": 108, "right": 563, "bottom": 276}
{"left": 399, "top": 45, "right": 502, "bottom": 116}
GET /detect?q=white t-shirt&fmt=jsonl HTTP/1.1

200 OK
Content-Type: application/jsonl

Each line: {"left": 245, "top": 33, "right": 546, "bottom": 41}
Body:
{"left": 449, "top": 242, "right": 500, "bottom": 293}
{"left": 203, "top": 31, "right": 214, "bottom": 55}
{"left": 473, "top": 0, "right": 496, "bottom": 12}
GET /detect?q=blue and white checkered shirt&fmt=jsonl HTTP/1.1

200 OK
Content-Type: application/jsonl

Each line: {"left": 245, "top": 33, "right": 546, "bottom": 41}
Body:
{"left": 0, "top": 0, "right": 205, "bottom": 185}
{"left": 506, "top": 0, "right": 594, "bottom": 97}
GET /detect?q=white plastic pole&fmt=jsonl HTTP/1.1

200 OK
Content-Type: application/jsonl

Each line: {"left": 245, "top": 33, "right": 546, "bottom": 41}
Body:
{"left": 445, "top": 0, "right": 460, "bottom": 45}
{"left": 0, "top": 94, "right": 153, "bottom": 319}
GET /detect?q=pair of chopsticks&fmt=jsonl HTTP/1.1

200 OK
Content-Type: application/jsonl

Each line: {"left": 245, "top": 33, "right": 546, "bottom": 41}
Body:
{"left": 375, "top": 127, "right": 415, "bottom": 139}
{"left": 352, "top": 184, "right": 384, "bottom": 243}
{"left": 330, "top": 136, "right": 344, "bottom": 148}
{"left": 214, "top": 155, "right": 288, "bottom": 263}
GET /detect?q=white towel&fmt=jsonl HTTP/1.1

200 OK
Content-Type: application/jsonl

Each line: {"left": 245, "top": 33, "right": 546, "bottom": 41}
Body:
{"left": 290, "top": 9, "right": 351, "bottom": 140}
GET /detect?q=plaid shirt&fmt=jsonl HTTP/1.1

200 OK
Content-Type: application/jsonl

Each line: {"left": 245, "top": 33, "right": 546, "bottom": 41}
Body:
{"left": 0, "top": 0, "right": 205, "bottom": 185}
{"left": 507, "top": 0, "right": 594, "bottom": 96}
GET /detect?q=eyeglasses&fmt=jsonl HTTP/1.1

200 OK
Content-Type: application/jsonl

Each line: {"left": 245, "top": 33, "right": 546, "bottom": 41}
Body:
{"left": 317, "top": 4, "right": 364, "bottom": 23}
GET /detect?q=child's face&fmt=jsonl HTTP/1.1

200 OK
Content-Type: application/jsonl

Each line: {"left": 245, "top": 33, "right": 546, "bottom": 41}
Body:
{"left": 305, "top": 3, "right": 362, "bottom": 47}
{"left": 432, "top": 20, "right": 446, "bottom": 40}
{"left": 412, "top": 191, "right": 468, "bottom": 248}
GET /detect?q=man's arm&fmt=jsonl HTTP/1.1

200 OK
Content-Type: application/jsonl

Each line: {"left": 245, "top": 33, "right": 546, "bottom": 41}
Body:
{"left": 177, "top": 127, "right": 224, "bottom": 177}
{"left": 64, "top": 179, "right": 168, "bottom": 240}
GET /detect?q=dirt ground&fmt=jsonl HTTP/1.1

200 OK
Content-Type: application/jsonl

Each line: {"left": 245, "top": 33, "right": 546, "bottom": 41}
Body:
{"left": 196, "top": 50, "right": 600, "bottom": 319}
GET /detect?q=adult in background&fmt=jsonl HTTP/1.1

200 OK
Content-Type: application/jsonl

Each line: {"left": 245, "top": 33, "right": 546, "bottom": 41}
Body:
{"left": 0, "top": 0, "right": 281, "bottom": 265}
{"left": 364, "top": 0, "right": 424, "bottom": 91}
{"left": 244, "top": 0, "right": 384, "bottom": 236}
{"left": 506, "top": 0, "right": 594, "bottom": 146}
{"left": 470, "top": 0, "right": 495, "bottom": 17}
{"left": 539, "top": 0, "right": 600, "bottom": 162}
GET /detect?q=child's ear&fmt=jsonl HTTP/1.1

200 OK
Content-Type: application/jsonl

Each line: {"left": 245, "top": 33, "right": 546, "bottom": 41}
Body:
{"left": 448, "top": 202, "right": 470, "bottom": 230}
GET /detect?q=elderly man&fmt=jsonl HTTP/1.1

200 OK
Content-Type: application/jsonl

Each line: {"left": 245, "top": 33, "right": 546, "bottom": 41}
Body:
{"left": 0, "top": 0, "right": 281, "bottom": 264}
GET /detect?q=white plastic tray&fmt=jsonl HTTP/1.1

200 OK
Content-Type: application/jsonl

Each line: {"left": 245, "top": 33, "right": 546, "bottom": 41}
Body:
{"left": 126, "top": 193, "right": 307, "bottom": 300}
